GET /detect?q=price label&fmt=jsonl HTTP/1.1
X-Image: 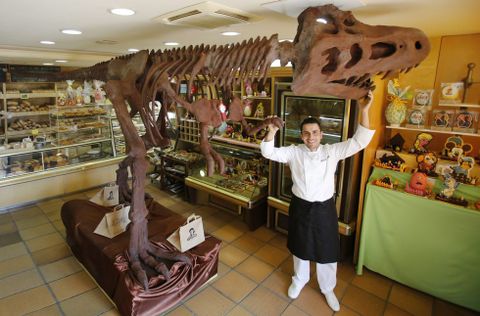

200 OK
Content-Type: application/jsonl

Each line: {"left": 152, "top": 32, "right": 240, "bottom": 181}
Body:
{"left": 20, "top": 94, "right": 29, "bottom": 100}
{"left": 31, "top": 129, "right": 39, "bottom": 136}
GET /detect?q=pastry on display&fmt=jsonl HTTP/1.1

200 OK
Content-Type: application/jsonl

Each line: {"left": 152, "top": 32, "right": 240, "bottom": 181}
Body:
{"left": 373, "top": 175, "right": 396, "bottom": 189}
{"left": 405, "top": 172, "right": 431, "bottom": 196}
{"left": 410, "top": 132, "right": 432, "bottom": 154}
{"left": 450, "top": 156, "right": 476, "bottom": 185}
{"left": 439, "top": 82, "right": 464, "bottom": 105}
{"left": 452, "top": 110, "right": 477, "bottom": 133}
{"left": 442, "top": 135, "right": 473, "bottom": 160}
{"left": 416, "top": 151, "right": 438, "bottom": 177}
{"left": 430, "top": 110, "right": 453, "bottom": 131}
{"left": 405, "top": 108, "right": 426, "bottom": 129}
{"left": 388, "top": 133, "right": 405, "bottom": 152}
{"left": 412, "top": 89, "right": 434, "bottom": 109}
{"left": 374, "top": 152, "right": 407, "bottom": 172}
{"left": 435, "top": 175, "right": 468, "bottom": 207}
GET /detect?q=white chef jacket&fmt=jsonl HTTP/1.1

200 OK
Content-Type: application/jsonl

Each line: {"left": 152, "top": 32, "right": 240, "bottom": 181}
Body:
{"left": 261, "top": 125, "right": 375, "bottom": 202}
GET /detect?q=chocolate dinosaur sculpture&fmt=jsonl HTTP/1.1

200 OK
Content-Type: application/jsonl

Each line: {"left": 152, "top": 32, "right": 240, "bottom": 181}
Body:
{"left": 52, "top": 5, "right": 430, "bottom": 290}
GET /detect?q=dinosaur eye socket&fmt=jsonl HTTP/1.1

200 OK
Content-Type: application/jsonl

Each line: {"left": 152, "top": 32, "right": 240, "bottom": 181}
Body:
{"left": 344, "top": 17, "right": 355, "bottom": 26}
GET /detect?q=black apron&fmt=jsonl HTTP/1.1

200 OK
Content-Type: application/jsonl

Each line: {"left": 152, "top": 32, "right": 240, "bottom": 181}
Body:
{"left": 287, "top": 195, "right": 339, "bottom": 263}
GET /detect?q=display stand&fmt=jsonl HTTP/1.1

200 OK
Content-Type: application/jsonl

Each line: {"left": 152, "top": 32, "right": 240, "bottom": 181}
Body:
{"left": 61, "top": 198, "right": 221, "bottom": 315}
{"left": 356, "top": 167, "right": 480, "bottom": 311}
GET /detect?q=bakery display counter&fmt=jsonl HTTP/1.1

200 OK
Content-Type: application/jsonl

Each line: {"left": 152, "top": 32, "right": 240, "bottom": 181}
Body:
{"left": 185, "top": 172, "right": 268, "bottom": 230}
{"left": 0, "top": 140, "right": 114, "bottom": 179}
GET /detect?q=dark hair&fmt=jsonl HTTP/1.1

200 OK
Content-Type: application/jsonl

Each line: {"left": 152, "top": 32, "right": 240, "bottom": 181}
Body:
{"left": 300, "top": 116, "right": 321, "bottom": 131}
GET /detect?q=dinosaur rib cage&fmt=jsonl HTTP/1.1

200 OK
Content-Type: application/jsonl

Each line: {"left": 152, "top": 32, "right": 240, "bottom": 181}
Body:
{"left": 142, "top": 34, "right": 280, "bottom": 107}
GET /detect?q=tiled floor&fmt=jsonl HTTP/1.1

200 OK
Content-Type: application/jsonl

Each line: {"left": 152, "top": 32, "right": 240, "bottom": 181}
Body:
{"left": 0, "top": 184, "right": 478, "bottom": 316}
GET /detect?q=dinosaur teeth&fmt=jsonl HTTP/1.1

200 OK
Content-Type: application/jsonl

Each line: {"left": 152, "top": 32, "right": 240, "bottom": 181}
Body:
{"left": 346, "top": 76, "right": 357, "bottom": 85}
{"left": 381, "top": 70, "right": 393, "bottom": 80}
{"left": 354, "top": 74, "right": 370, "bottom": 86}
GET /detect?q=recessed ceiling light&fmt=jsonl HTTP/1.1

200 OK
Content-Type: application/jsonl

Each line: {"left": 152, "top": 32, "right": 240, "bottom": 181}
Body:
{"left": 164, "top": 42, "right": 179, "bottom": 46}
{"left": 279, "top": 39, "right": 293, "bottom": 42}
{"left": 43, "top": 63, "right": 54, "bottom": 66}
{"left": 221, "top": 31, "right": 240, "bottom": 36}
{"left": 40, "top": 41, "right": 55, "bottom": 45}
{"left": 55, "top": 60, "right": 67, "bottom": 63}
{"left": 110, "top": 8, "right": 135, "bottom": 16}
{"left": 61, "top": 29, "right": 82, "bottom": 35}
{"left": 316, "top": 18, "right": 327, "bottom": 24}
{"left": 128, "top": 48, "right": 140, "bottom": 52}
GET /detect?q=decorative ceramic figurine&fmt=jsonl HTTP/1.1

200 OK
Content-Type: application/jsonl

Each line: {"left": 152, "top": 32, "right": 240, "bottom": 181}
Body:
{"left": 416, "top": 152, "right": 438, "bottom": 176}
{"left": 405, "top": 172, "right": 431, "bottom": 196}
{"left": 93, "top": 80, "right": 106, "bottom": 104}
{"left": 385, "top": 79, "right": 410, "bottom": 127}
{"left": 83, "top": 80, "right": 92, "bottom": 104}
{"left": 411, "top": 132, "right": 432, "bottom": 154}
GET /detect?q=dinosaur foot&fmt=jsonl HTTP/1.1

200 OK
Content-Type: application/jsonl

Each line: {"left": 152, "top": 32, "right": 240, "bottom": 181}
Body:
{"left": 130, "top": 242, "right": 192, "bottom": 290}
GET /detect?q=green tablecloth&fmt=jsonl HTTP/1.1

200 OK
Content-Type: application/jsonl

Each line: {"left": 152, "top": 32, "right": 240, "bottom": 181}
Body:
{"left": 356, "top": 167, "right": 480, "bottom": 311}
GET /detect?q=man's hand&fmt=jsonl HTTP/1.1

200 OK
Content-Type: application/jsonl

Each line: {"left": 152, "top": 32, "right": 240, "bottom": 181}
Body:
{"left": 263, "top": 115, "right": 283, "bottom": 142}
{"left": 360, "top": 90, "right": 374, "bottom": 112}
{"left": 359, "top": 90, "right": 373, "bottom": 129}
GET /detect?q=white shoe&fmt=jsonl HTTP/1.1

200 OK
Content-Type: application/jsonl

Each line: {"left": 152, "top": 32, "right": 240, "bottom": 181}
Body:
{"left": 287, "top": 282, "right": 305, "bottom": 299}
{"left": 324, "top": 291, "right": 340, "bottom": 312}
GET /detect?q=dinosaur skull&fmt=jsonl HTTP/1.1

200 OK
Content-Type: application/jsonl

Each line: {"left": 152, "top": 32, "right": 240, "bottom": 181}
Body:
{"left": 290, "top": 5, "right": 430, "bottom": 99}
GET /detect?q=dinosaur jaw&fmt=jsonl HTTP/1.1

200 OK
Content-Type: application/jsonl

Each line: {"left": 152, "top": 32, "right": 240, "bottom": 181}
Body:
{"left": 292, "top": 72, "right": 375, "bottom": 100}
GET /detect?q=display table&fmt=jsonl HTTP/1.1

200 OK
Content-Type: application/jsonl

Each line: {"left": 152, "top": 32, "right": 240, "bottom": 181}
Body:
{"left": 61, "top": 198, "right": 221, "bottom": 315}
{"left": 356, "top": 167, "right": 480, "bottom": 311}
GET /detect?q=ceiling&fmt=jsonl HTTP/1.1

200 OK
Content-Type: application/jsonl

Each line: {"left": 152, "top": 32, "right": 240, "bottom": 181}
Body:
{"left": 0, "top": 0, "right": 479, "bottom": 68}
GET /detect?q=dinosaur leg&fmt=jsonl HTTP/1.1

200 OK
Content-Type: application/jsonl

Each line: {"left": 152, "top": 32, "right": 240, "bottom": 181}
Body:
{"left": 199, "top": 123, "right": 225, "bottom": 176}
{"left": 106, "top": 80, "right": 191, "bottom": 290}
{"left": 116, "top": 155, "right": 133, "bottom": 203}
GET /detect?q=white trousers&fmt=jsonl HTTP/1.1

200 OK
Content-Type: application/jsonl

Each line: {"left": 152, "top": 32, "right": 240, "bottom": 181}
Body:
{"left": 291, "top": 255, "right": 337, "bottom": 293}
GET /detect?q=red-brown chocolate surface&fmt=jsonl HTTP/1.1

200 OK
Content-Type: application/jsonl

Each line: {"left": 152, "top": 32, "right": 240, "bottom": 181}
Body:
{"left": 291, "top": 5, "right": 430, "bottom": 99}
{"left": 52, "top": 5, "right": 430, "bottom": 290}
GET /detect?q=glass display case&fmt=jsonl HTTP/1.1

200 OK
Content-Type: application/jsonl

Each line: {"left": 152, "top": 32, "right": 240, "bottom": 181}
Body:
{"left": 0, "top": 82, "right": 120, "bottom": 181}
{"left": 50, "top": 104, "right": 112, "bottom": 146}
{"left": 185, "top": 143, "right": 269, "bottom": 230}
{"left": 0, "top": 141, "right": 114, "bottom": 179}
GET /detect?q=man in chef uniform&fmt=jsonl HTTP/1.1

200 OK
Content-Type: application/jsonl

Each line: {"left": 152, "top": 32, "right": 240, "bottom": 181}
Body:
{"left": 261, "top": 91, "right": 374, "bottom": 312}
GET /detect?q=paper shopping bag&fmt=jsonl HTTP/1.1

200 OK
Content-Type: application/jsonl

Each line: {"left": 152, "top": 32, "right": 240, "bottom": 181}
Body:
{"left": 90, "top": 182, "right": 119, "bottom": 207}
{"left": 167, "top": 214, "right": 205, "bottom": 252}
{"left": 94, "top": 204, "right": 131, "bottom": 238}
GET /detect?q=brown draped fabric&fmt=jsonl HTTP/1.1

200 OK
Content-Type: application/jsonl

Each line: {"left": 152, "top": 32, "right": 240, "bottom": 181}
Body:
{"left": 61, "top": 198, "right": 221, "bottom": 315}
